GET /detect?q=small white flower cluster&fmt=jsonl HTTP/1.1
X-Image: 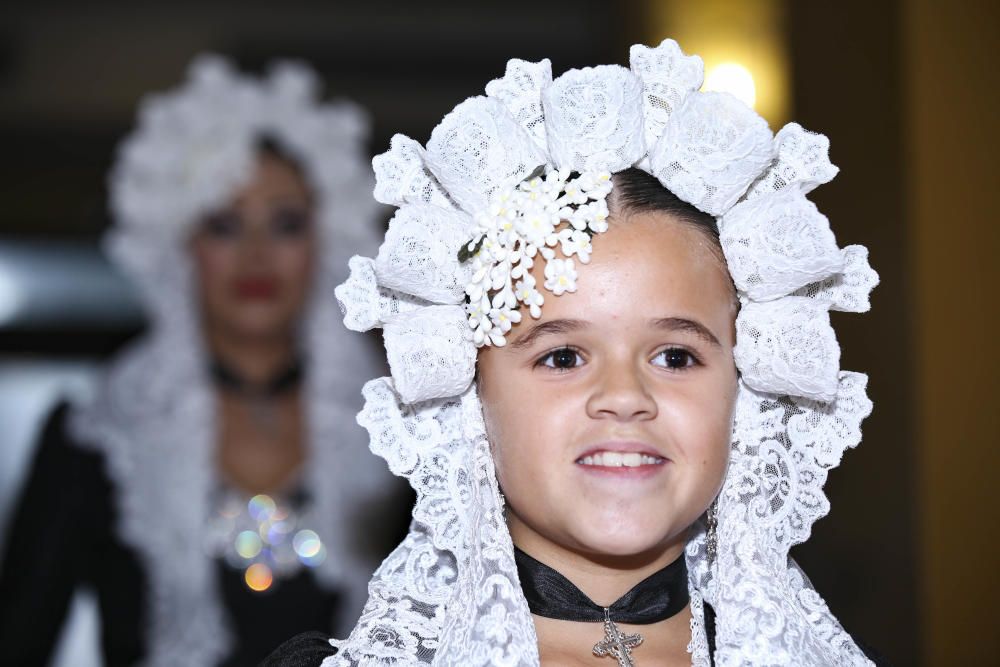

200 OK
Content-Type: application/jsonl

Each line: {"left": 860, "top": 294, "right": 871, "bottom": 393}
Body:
{"left": 461, "top": 168, "right": 613, "bottom": 346}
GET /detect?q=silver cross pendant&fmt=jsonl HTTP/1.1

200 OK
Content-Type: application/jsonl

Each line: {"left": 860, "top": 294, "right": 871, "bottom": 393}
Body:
{"left": 592, "top": 607, "right": 643, "bottom": 667}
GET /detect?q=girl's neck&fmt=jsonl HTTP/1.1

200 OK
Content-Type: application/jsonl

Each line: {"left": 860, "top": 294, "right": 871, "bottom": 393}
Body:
{"left": 509, "top": 520, "right": 686, "bottom": 607}
{"left": 512, "top": 529, "right": 695, "bottom": 666}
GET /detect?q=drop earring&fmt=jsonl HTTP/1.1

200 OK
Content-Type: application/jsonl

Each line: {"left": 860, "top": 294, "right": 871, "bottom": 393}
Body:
{"left": 706, "top": 498, "right": 719, "bottom": 563}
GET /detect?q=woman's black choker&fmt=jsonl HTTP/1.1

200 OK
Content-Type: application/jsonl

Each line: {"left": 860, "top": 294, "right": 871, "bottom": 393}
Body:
{"left": 513, "top": 547, "right": 689, "bottom": 666}
{"left": 210, "top": 358, "right": 304, "bottom": 399}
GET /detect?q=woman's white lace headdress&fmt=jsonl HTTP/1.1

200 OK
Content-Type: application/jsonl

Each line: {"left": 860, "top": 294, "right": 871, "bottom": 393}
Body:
{"left": 70, "top": 55, "right": 391, "bottom": 665}
{"left": 332, "top": 39, "right": 878, "bottom": 666}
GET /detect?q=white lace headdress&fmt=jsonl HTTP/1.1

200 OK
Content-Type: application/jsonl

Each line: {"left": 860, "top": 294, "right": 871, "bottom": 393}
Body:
{"left": 331, "top": 39, "right": 878, "bottom": 666}
{"left": 69, "top": 55, "right": 392, "bottom": 665}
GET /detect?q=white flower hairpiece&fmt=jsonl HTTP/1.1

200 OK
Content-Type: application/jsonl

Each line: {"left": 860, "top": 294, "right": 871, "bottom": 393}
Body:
{"left": 461, "top": 166, "right": 612, "bottom": 346}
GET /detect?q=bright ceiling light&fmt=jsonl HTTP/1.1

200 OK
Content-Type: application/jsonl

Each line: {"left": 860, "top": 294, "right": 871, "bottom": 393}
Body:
{"left": 704, "top": 62, "right": 757, "bottom": 109}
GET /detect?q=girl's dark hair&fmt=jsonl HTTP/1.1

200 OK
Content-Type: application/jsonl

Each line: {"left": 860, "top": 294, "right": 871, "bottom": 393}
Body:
{"left": 609, "top": 167, "right": 723, "bottom": 259}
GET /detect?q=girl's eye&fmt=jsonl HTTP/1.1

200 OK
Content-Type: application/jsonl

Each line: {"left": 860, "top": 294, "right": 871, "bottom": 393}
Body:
{"left": 270, "top": 208, "right": 311, "bottom": 238}
{"left": 537, "top": 347, "right": 584, "bottom": 370}
{"left": 652, "top": 347, "right": 699, "bottom": 370}
{"left": 202, "top": 212, "right": 241, "bottom": 238}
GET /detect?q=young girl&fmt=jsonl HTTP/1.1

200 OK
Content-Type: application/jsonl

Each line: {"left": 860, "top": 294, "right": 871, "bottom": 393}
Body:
{"left": 267, "top": 39, "right": 883, "bottom": 666}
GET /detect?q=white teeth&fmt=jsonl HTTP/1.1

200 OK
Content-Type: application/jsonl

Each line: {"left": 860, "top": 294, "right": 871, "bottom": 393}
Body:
{"left": 577, "top": 452, "right": 663, "bottom": 467}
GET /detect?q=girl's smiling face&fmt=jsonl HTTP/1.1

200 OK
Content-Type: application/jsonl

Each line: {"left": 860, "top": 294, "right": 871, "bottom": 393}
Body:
{"left": 478, "top": 211, "right": 738, "bottom": 565}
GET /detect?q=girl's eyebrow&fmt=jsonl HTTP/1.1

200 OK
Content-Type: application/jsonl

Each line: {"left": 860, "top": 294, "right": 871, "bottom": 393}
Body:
{"left": 507, "top": 317, "right": 721, "bottom": 349}
{"left": 508, "top": 318, "right": 587, "bottom": 349}
{"left": 650, "top": 317, "right": 721, "bottom": 347}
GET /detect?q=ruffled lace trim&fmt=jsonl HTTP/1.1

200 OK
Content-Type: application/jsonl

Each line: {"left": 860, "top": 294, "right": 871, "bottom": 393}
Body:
{"left": 328, "top": 38, "right": 879, "bottom": 667}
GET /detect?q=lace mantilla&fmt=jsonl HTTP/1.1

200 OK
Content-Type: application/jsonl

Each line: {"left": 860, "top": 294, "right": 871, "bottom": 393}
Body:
{"left": 70, "top": 55, "right": 393, "bottom": 666}
{"left": 330, "top": 39, "right": 878, "bottom": 666}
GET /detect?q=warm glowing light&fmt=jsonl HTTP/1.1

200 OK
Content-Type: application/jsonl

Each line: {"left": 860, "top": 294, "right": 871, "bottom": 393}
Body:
{"left": 704, "top": 62, "right": 757, "bottom": 109}
{"left": 245, "top": 563, "right": 273, "bottom": 591}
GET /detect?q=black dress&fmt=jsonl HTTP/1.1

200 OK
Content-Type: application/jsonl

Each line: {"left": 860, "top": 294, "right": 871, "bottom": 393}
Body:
{"left": 0, "top": 404, "right": 343, "bottom": 667}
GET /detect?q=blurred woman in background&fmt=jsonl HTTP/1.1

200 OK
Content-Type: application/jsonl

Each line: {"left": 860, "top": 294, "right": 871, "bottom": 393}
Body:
{"left": 0, "top": 55, "right": 403, "bottom": 666}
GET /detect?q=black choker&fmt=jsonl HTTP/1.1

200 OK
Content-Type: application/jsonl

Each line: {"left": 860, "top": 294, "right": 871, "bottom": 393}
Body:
{"left": 209, "top": 358, "right": 304, "bottom": 398}
{"left": 514, "top": 547, "right": 689, "bottom": 666}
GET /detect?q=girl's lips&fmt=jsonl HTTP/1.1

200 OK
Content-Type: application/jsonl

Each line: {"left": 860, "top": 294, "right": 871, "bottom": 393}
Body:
{"left": 574, "top": 441, "right": 669, "bottom": 477}
{"left": 575, "top": 440, "right": 666, "bottom": 460}
{"left": 574, "top": 459, "right": 668, "bottom": 479}
{"left": 233, "top": 277, "right": 280, "bottom": 300}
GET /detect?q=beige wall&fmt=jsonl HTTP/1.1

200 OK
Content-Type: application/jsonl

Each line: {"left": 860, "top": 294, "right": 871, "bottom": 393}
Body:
{"left": 904, "top": 1, "right": 1000, "bottom": 663}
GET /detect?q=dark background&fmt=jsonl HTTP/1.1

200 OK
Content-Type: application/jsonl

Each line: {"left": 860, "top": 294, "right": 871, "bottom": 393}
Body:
{"left": 1, "top": 1, "right": 997, "bottom": 665}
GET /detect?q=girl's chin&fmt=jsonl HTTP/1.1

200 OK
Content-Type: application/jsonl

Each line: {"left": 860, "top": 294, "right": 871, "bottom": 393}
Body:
{"left": 564, "top": 526, "right": 683, "bottom": 561}
{"left": 508, "top": 509, "right": 684, "bottom": 562}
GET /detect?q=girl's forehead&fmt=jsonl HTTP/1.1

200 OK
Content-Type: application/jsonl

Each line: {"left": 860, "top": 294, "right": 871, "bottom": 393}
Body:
{"left": 519, "top": 214, "right": 736, "bottom": 343}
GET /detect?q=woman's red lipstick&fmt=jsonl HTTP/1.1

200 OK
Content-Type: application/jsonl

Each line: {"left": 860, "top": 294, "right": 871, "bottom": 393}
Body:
{"left": 233, "top": 277, "right": 279, "bottom": 300}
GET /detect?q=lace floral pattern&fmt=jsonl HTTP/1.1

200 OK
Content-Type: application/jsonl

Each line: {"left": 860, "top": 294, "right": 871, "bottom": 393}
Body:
{"left": 707, "top": 375, "right": 874, "bottom": 666}
{"left": 331, "top": 38, "right": 878, "bottom": 666}
{"left": 70, "top": 55, "right": 391, "bottom": 665}
{"left": 793, "top": 245, "right": 879, "bottom": 314}
{"left": 628, "top": 40, "right": 704, "bottom": 169}
{"left": 485, "top": 58, "right": 553, "bottom": 151}
{"left": 687, "top": 589, "right": 712, "bottom": 667}
{"left": 373, "top": 135, "right": 457, "bottom": 209}
{"left": 383, "top": 306, "right": 476, "bottom": 404}
{"left": 650, "top": 91, "right": 775, "bottom": 216}
{"left": 734, "top": 298, "right": 841, "bottom": 402}
{"left": 327, "top": 381, "right": 538, "bottom": 666}
{"left": 541, "top": 65, "right": 646, "bottom": 173}
{"left": 744, "top": 123, "right": 840, "bottom": 201}
{"left": 336, "top": 257, "right": 430, "bottom": 333}
{"left": 721, "top": 189, "right": 843, "bottom": 301}
{"left": 374, "top": 204, "right": 472, "bottom": 304}
{"left": 424, "top": 98, "right": 546, "bottom": 214}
